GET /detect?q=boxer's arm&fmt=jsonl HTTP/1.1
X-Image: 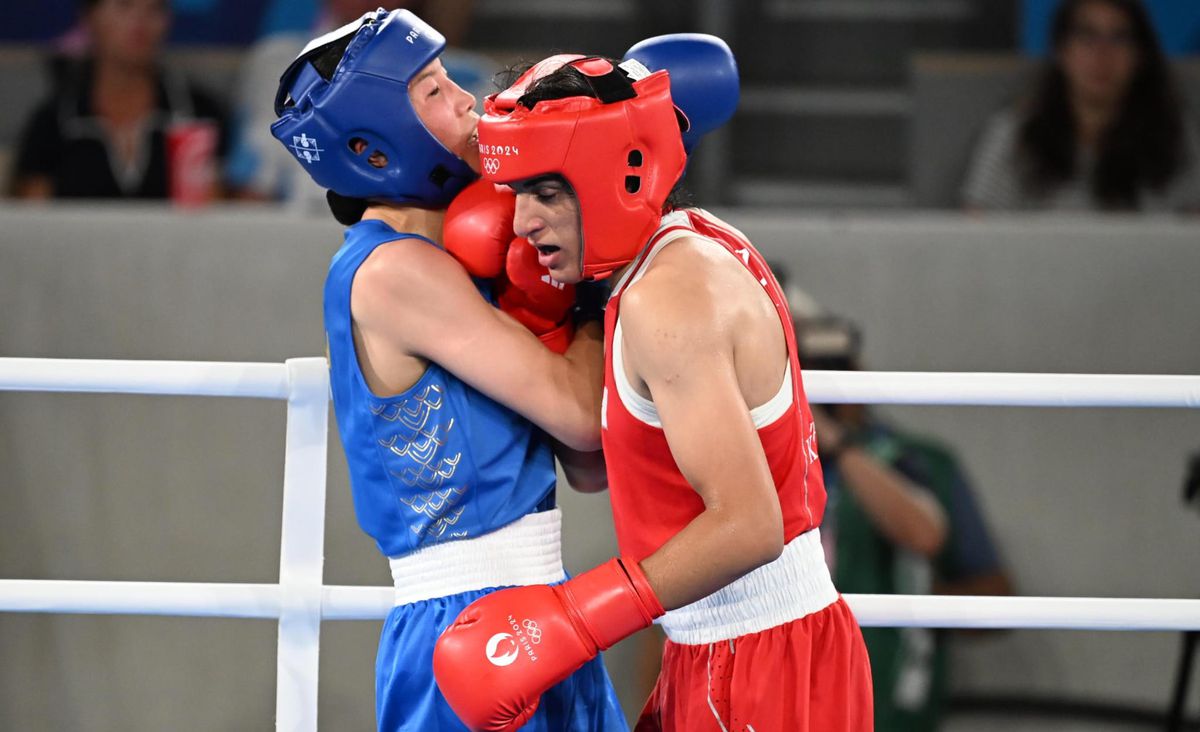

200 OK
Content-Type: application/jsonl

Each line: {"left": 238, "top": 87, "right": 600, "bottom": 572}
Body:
{"left": 352, "top": 239, "right": 603, "bottom": 451}
{"left": 552, "top": 441, "right": 608, "bottom": 493}
{"left": 617, "top": 264, "right": 784, "bottom": 611}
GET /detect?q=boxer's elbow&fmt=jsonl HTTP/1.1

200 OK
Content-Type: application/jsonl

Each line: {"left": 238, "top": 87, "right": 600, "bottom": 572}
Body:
{"left": 555, "top": 446, "right": 608, "bottom": 493}
{"left": 747, "top": 517, "right": 785, "bottom": 569}
{"left": 725, "top": 501, "right": 785, "bottom": 572}
{"left": 557, "top": 393, "right": 603, "bottom": 452}
{"left": 557, "top": 415, "right": 601, "bottom": 453}
{"left": 563, "top": 467, "right": 608, "bottom": 494}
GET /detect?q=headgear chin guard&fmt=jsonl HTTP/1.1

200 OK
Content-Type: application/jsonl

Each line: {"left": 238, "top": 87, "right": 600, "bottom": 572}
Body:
{"left": 270, "top": 9, "right": 476, "bottom": 207}
{"left": 478, "top": 57, "right": 688, "bottom": 280}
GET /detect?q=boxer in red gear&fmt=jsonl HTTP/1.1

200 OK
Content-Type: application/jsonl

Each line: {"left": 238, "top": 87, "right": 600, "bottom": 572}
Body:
{"left": 436, "top": 56, "right": 874, "bottom": 731}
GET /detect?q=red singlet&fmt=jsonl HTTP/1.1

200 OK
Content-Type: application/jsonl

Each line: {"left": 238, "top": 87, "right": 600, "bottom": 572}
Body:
{"left": 602, "top": 208, "right": 826, "bottom": 561}
{"left": 602, "top": 209, "right": 873, "bottom": 732}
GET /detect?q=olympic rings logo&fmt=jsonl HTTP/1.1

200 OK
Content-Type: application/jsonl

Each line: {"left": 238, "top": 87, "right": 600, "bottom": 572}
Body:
{"left": 483, "top": 157, "right": 501, "bottom": 176}
{"left": 521, "top": 618, "right": 542, "bottom": 644}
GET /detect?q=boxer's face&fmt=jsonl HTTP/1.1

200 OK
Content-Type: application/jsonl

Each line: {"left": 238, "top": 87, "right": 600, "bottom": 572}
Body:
{"left": 409, "top": 59, "right": 481, "bottom": 172}
{"left": 511, "top": 175, "right": 584, "bottom": 284}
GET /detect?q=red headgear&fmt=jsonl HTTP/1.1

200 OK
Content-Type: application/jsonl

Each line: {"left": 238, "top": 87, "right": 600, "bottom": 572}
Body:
{"left": 477, "top": 57, "right": 688, "bottom": 280}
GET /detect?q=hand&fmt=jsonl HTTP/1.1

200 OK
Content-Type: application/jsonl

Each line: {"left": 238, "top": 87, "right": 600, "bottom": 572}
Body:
{"left": 497, "top": 237, "right": 576, "bottom": 353}
{"left": 433, "top": 558, "right": 663, "bottom": 731}
{"left": 445, "top": 182, "right": 574, "bottom": 351}
{"left": 443, "top": 179, "right": 515, "bottom": 279}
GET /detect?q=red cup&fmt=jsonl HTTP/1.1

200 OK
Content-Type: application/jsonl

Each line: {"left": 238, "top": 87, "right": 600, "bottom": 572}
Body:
{"left": 166, "top": 120, "right": 218, "bottom": 207}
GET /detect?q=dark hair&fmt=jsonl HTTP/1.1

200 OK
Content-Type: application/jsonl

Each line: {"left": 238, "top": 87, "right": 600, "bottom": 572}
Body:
{"left": 327, "top": 190, "right": 370, "bottom": 226}
{"left": 307, "top": 34, "right": 370, "bottom": 224}
{"left": 511, "top": 59, "right": 692, "bottom": 210}
{"left": 1017, "top": 0, "right": 1187, "bottom": 209}
{"left": 516, "top": 63, "right": 600, "bottom": 108}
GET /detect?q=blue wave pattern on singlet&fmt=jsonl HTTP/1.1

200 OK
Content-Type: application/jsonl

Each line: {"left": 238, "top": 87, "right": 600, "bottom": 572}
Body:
{"left": 324, "top": 219, "right": 556, "bottom": 558}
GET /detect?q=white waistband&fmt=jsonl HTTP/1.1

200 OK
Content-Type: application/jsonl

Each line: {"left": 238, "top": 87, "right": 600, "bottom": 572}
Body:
{"left": 659, "top": 528, "right": 838, "bottom": 644}
{"left": 388, "top": 509, "right": 566, "bottom": 606}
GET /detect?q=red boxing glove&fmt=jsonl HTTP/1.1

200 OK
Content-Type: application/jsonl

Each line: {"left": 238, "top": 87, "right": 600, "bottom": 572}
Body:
{"left": 445, "top": 183, "right": 573, "bottom": 352}
{"left": 443, "top": 179, "right": 515, "bottom": 279}
{"left": 531, "top": 321, "right": 573, "bottom": 355}
{"left": 497, "top": 236, "right": 576, "bottom": 354}
{"left": 433, "top": 558, "right": 664, "bottom": 732}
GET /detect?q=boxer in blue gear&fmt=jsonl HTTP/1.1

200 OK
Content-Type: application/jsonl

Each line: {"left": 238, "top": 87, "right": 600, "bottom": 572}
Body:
{"left": 273, "top": 9, "right": 624, "bottom": 731}
{"left": 325, "top": 222, "right": 621, "bottom": 732}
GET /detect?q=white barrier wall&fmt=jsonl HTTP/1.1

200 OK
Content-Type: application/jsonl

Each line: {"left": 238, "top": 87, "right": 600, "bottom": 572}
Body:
{"left": 0, "top": 203, "right": 1197, "bottom": 729}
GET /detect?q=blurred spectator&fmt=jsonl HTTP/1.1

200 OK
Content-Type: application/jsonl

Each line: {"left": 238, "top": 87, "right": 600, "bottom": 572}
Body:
{"left": 1022, "top": 0, "right": 1200, "bottom": 56}
{"left": 963, "top": 0, "right": 1200, "bottom": 212}
{"left": 796, "top": 314, "right": 1014, "bottom": 731}
{"left": 224, "top": 0, "right": 489, "bottom": 209}
{"left": 9, "top": 0, "right": 228, "bottom": 200}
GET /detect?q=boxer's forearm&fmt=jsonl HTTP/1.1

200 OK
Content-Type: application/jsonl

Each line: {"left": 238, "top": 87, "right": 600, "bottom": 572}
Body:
{"left": 637, "top": 498, "right": 783, "bottom": 610}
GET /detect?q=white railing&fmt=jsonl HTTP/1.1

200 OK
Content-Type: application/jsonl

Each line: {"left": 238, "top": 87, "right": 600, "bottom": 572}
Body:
{"left": 0, "top": 357, "right": 329, "bottom": 732}
{"left": 2, "top": 358, "right": 1199, "bottom": 731}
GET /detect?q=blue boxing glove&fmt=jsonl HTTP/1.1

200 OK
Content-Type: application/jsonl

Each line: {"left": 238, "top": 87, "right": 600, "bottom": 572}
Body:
{"left": 624, "top": 33, "right": 740, "bottom": 153}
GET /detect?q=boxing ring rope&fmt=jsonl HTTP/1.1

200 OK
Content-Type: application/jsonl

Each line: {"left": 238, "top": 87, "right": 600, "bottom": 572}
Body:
{"left": 7, "top": 581, "right": 1199, "bottom": 631}
{"left": 2, "top": 357, "right": 1200, "bottom": 731}
{"left": 0, "top": 357, "right": 329, "bottom": 732}
{"left": 802, "top": 370, "right": 1200, "bottom": 408}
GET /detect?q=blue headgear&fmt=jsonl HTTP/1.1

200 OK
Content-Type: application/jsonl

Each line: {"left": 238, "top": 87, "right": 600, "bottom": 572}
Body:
{"left": 271, "top": 9, "right": 477, "bottom": 206}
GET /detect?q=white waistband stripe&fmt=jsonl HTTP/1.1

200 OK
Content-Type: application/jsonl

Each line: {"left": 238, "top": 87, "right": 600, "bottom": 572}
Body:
{"left": 659, "top": 529, "right": 838, "bottom": 644}
{"left": 388, "top": 509, "right": 565, "bottom": 606}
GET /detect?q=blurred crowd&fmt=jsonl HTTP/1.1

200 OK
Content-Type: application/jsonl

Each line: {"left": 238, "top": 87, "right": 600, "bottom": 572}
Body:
{"left": 3, "top": 0, "right": 1199, "bottom": 213}
{"left": 963, "top": 0, "right": 1200, "bottom": 212}
{"left": 5, "top": 0, "right": 482, "bottom": 206}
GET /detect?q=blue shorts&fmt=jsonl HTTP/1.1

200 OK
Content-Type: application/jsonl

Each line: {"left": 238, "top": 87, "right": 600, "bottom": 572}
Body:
{"left": 376, "top": 585, "right": 629, "bottom": 732}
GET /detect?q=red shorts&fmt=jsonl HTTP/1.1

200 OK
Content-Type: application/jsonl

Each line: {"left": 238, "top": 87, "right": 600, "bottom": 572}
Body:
{"left": 635, "top": 597, "right": 872, "bottom": 731}
{"left": 634, "top": 530, "right": 873, "bottom": 731}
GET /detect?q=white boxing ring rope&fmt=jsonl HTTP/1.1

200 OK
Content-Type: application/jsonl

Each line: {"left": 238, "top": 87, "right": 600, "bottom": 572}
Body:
{"left": 0, "top": 357, "right": 330, "bottom": 732}
{"left": 2, "top": 357, "right": 1199, "bottom": 732}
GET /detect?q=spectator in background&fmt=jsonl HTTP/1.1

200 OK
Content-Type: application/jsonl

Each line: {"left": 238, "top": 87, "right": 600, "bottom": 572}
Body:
{"left": 9, "top": 0, "right": 228, "bottom": 200}
{"left": 795, "top": 314, "right": 1014, "bottom": 731}
{"left": 225, "top": 0, "right": 486, "bottom": 209}
{"left": 963, "top": 0, "right": 1200, "bottom": 212}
